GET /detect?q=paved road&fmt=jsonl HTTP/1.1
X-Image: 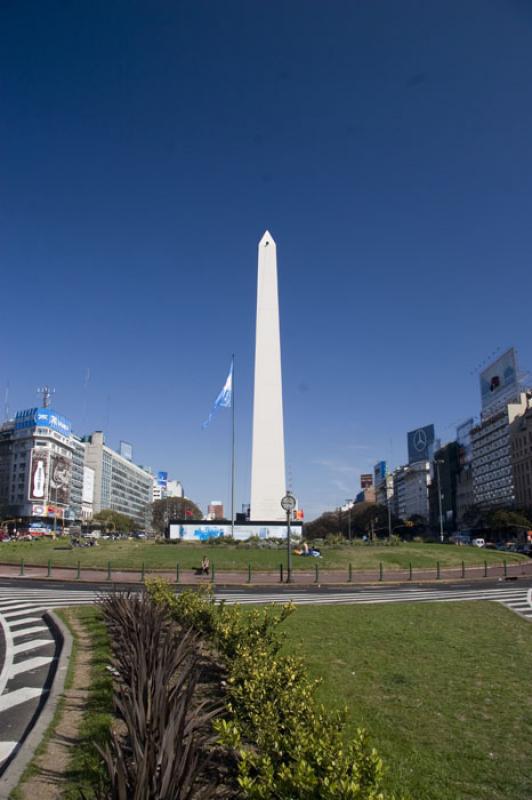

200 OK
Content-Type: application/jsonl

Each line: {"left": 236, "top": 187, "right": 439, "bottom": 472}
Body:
{"left": 0, "top": 598, "right": 59, "bottom": 777}
{"left": 0, "top": 577, "right": 531, "bottom": 778}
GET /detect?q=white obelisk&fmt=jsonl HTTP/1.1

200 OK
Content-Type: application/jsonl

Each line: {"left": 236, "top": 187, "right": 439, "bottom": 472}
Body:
{"left": 250, "top": 231, "right": 286, "bottom": 520}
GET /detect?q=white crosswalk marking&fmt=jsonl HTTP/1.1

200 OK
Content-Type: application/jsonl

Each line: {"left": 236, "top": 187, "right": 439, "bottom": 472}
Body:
{"left": 8, "top": 656, "right": 55, "bottom": 678}
{"left": 0, "top": 687, "right": 43, "bottom": 713}
{"left": 0, "top": 741, "right": 18, "bottom": 764}
{"left": 12, "top": 625, "right": 49, "bottom": 638}
{"left": 12, "top": 639, "right": 54, "bottom": 656}
{"left": 9, "top": 617, "right": 45, "bottom": 627}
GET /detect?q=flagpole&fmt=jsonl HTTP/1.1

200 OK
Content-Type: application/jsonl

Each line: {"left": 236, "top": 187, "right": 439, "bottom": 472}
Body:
{"left": 231, "top": 353, "right": 235, "bottom": 538}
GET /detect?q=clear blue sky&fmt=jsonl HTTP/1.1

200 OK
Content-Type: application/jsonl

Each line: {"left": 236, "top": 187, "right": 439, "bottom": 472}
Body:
{"left": 2, "top": 1, "right": 532, "bottom": 519}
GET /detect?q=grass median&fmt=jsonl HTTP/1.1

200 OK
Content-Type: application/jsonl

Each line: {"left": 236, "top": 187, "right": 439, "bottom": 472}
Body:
{"left": 0, "top": 538, "right": 526, "bottom": 574}
{"left": 281, "top": 601, "right": 532, "bottom": 800}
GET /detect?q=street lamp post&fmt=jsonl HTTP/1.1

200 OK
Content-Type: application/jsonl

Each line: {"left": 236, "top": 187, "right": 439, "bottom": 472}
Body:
{"left": 387, "top": 491, "right": 393, "bottom": 540}
{"left": 281, "top": 492, "right": 297, "bottom": 583}
{"left": 345, "top": 499, "right": 353, "bottom": 542}
{"left": 435, "top": 459, "right": 444, "bottom": 543}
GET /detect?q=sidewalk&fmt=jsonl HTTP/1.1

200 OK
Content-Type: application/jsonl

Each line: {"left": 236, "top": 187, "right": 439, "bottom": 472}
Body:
{"left": 1, "top": 559, "right": 531, "bottom": 586}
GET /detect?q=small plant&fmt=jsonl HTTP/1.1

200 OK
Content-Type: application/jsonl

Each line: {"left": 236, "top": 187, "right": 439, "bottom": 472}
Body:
{"left": 325, "top": 532, "right": 346, "bottom": 546}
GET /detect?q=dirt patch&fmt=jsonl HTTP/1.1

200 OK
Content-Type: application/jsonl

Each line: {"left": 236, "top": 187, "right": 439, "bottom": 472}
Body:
{"left": 18, "top": 609, "right": 92, "bottom": 800}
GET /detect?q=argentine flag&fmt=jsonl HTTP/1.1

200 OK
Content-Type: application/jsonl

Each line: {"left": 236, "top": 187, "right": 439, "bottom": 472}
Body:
{"left": 202, "top": 359, "right": 233, "bottom": 428}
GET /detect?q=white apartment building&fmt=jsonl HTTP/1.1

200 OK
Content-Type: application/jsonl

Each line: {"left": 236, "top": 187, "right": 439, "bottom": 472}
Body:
{"left": 84, "top": 431, "right": 153, "bottom": 526}
{"left": 393, "top": 461, "right": 430, "bottom": 520}
{"left": 471, "top": 393, "right": 529, "bottom": 508}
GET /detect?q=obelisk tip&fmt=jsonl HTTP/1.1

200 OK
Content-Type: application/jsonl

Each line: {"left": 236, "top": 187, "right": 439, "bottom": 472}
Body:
{"left": 259, "top": 230, "right": 275, "bottom": 247}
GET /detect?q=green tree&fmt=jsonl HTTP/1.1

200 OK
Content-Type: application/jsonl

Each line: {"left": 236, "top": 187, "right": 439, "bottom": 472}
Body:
{"left": 305, "top": 503, "right": 401, "bottom": 541}
{"left": 151, "top": 497, "right": 203, "bottom": 535}
{"left": 92, "top": 509, "right": 137, "bottom": 533}
{"left": 486, "top": 508, "right": 531, "bottom": 533}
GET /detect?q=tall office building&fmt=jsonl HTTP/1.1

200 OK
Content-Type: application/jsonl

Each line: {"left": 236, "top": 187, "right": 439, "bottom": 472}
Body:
{"left": 510, "top": 398, "right": 532, "bottom": 506}
{"left": 471, "top": 394, "right": 529, "bottom": 508}
{"left": 84, "top": 431, "right": 153, "bottom": 526}
{"left": 250, "top": 231, "right": 286, "bottom": 520}
{"left": 7, "top": 407, "right": 74, "bottom": 525}
{"left": 393, "top": 462, "right": 430, "bottom": 520}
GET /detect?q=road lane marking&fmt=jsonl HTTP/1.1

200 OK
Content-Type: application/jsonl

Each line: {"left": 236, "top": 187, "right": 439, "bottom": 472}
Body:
{"left": 8, "top": 656, "right": 55, "bottom": 677}
{"left": 12, "top": 639, "right": 53, "bottom": 656}
{"left": 11, "top": 626, "right": 48, "bottom": 639}
{"left": 0, "top": 741, "right": 18, "bottom": 764}
{"left": 0, "top": 687, "right": 43, "bottom": 712}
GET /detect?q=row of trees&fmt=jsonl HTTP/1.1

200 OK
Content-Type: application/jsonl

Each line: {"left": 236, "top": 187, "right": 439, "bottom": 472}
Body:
{"left": 304, "top": 502, "right": 408, "bottom": 541}
{"left": 304, "top": 501, "right": 532, "bottom": 541}
{"left": 461, "top": 505, "right": 531, "bottom": 534}
{"left": 91, "top": 498, "right": 203, "bottom": 535}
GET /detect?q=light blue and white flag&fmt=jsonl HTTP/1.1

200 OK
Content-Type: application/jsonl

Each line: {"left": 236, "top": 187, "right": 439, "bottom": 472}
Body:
{"left": 202, "top": 359, "right": 233, "bottom": 429}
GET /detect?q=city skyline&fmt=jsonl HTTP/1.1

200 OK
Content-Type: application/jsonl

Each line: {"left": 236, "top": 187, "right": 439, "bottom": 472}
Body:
{"left": 3, "top": 1, "right": 532, "bottom": 518}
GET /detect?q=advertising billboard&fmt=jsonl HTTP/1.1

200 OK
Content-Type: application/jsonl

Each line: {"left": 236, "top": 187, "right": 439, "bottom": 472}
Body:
{"left": 48, "top": 454, "right": 72, "bottom": 505}
{"left": 47, "top": 505, "right": 64, "bottom": 519}
{"left": 82, "top": 466, "right": 95, "bottom": 504}
{"left": 480, "top": 348, "right": 519, "bottom": 415}
{"left": 373, "top": 461, "right": 387, "bottom": 485}
{"left": 29, "top": 448, "right": 49, "bottom": 501}
{"left": 360, "top": 473, "right": 373, "bottom": 489}
{"left": 157, "top": 471, "right": 168, "bottom": 487}
{"left": 407, "top": 424, "right": 435, "bottom": 464}
{"left": 15, "top": 408, "right": 71, "bottom": 436}
{"left": 119, "top": 441, "right": 133, "bottom": 461}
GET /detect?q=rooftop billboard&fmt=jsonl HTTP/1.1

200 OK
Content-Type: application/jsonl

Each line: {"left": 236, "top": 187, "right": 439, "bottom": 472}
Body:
{"left": 15, "top": 408, "right": 71, "bottom": 437}
{"left": 119, "top": 441, "right": 133, "bottom": 461}
{"left": 407, "top": 424, "right": 435, "bottom": 464}
{"left": 480, "top": 348, "right": 519, "bottom": 415}
{"left": 373, "top": 461, "right": 387, "bottom": 484}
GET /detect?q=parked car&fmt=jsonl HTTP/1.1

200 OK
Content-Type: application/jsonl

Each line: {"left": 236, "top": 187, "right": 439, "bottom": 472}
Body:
{"left": 471, "top": 538, "right": 485, "bottom": 548}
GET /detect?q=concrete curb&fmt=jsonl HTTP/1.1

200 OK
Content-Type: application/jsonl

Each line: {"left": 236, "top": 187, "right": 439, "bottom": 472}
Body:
{"left": 0, "top": 611, "right": 73, "bottom": 800}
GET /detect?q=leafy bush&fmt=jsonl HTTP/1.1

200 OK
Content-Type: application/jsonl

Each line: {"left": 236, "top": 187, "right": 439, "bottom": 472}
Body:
{"left": 383, "top": 534, "right": 401, "bottom": 546}
{"left": 325, "top": 533, "right": 346, "bottom": 546}
{"left": 146, "top": 581, "right": 406, "bottom": 800}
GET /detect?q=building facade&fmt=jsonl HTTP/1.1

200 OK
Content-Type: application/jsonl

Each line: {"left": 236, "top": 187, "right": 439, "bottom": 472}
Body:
{"left": 84, "top": 431, "right": 153, "bottom": 526}
{"left": 207, "top": 501, "right": 224, "bottom": 520}
{"left": 393, "top": 461, "right": 430, "bottom": 520}
{"left": 471, "top": 394, "right": 528, "bottom": 509}
{"left": 510, "top": 402, "right": 532, "bottom": 507}
{"left": 429, "top": 442, "right": 461, "bottom": 533}
{"left": 0, "top": 407, "right": 75, "bottom": 528}
{"left": 455, "top": 419, "right": 475, "bottom": 525}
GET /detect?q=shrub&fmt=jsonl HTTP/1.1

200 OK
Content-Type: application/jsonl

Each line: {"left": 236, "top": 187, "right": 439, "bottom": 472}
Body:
{"left": 325, "top": 532, "right": 346, "bottom": 546}
{"left": 146, "top": 582, "right": 406, "bottom": 800}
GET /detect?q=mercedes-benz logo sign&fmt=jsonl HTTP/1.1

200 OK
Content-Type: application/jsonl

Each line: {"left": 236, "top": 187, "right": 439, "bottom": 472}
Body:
{"left": 413, "top": 428, "right": 428, "bottom": 452}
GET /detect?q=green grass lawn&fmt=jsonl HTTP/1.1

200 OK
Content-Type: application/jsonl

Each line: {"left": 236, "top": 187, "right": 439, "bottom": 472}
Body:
{"left": 0, "top": 538, "right": 526, "bottom": 572}
{"left": 281, "top": 602, "right": 532, "bottom": 800}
